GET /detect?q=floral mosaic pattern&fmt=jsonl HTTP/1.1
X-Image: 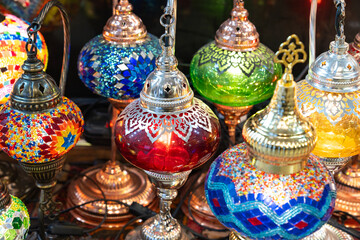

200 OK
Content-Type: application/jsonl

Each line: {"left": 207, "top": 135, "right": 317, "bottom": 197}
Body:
{"left": 0, "top": 97, "right": 84, "bottom": 163}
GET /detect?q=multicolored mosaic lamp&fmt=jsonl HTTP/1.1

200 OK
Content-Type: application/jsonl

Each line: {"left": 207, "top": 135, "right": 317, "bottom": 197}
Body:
{"left": 0, "top": 1, "right": 84, "bottom": 238}
{"left": 0, "top": 0, "right": 47, "bottom": 21}
{"left": 190, "top": 0, "right": 282, "bottom": 144}
{"left": 205, "top": 35, "right": 338, "bottom": 240}
{"left": 0, "top": 181, "right": 30, "bottom": 240}
{"left": 0, "top": 12, "right": 48, "bottom": 104}
{"left": 115, "top": 0, "right": 220, "bottom": 239}
{"left": 297, "top": 0, "right": 360, "bottom": 172}
{"left": 67, "top": 0, "right": 161, "bottom": 228}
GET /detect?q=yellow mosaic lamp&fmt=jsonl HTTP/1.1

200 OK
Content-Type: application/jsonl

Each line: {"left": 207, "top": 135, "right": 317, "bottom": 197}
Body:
{"left": 296, "top": 0, "right": 360, "bottom": 172}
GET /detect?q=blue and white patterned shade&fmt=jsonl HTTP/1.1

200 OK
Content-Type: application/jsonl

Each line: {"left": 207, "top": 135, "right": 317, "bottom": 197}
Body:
{"left": 205, "top": 143, "right": 336, "bottom": 240}
{"left": 78, "top": 33, "right": 161, "bottom": 100}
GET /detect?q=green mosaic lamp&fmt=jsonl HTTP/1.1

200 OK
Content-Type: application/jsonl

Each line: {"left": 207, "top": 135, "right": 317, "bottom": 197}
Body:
{"left": 190, "top": 0, "right": 282, "bottom": 143}
{"left": 0, "top": 181, "right": 30, "bottom": 240}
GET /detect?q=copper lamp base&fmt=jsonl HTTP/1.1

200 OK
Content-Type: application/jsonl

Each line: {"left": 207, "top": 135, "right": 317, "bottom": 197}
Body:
{"left": 214, "top": 103, "right": 252, "bottom": 144}
{"left": 66, "top": 161, "right": 156, "bottom": 228}
{"left": 229, "top": 224, "right": 353, "bottom": 240}
{"left": 181, "top": 173, "right": 227, "bottom": 231}
{"left": 335, "top": 156, "right": 360, "bottom": 218}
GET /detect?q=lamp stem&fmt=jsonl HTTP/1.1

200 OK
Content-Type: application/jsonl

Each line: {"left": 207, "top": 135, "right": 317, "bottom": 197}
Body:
{"left": 111, "top": 106, "right": 120, "bottom": 165}
{"left": 158, "top": 188, "right": 178, "bottom": 230}
{"left": 38, "top": 185, "right": 56, "bottom": 240}
{"left": 309, "top": 0, "right": 317, "bottom": 67}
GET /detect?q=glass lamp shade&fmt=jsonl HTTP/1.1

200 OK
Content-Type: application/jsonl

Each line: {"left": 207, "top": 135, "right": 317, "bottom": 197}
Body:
{"left": 190, "top": 42, "right": 282, "bottom": 107}
{"left": 205, "top": 143, "right": 336, "bottom": 239}
{"left": 78, "top": 34, "right": 161, "bottom": 100}
{"left": 115, "top": 98, "right": 220, "bottom": 173}
{"left": 297, "top": 80, "right": 360, "bottom": 158}
{"left": 0, "top": 97, "right": 84, "bottom": 163}
{"left": 0, "top": 195, "right": 30, "bottom": 240}
{"left": 0, "top": 13, "right": 48, "bottom": 104}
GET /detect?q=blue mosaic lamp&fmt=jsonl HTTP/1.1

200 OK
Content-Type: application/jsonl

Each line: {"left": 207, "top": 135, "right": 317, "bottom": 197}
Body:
{"left": 205, "top": 35, "right": 337, "bottom": 240}
{"left": 67, "top": 0, "right": 159, "bottom": 228}
{"left": 78, "top": 0, "right": 161, "bottom": 101}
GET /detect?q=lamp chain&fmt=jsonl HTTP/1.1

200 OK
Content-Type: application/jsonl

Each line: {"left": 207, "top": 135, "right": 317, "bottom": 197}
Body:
{"left": 159, "top": 2, "right": 175, "bottom": 49}
{"left": 334, "top": 0, "right": 345, "bottom": 41}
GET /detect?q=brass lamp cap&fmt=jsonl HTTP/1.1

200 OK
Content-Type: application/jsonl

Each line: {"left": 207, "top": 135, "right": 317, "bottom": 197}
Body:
{"left": 10, "top": 56, "right": 61, "bottom": 112}
{"left": 243, "top": 35, "right": 316, "bottom": 175}
{"left": 215, "top": 0, "right": 259, "bottom": 52}
{"left": 103, "top": 0, "right": 147, "bottom": 44}
{"left": 0, "top": 181, "right": 11, "bottom": 210}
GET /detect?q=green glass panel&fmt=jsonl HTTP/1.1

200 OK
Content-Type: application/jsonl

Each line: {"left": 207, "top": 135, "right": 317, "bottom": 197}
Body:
{"left": 4, "top": 229, "right": 15, "bottom": 240}
{"left": 190, "top": 41, "right": 282, "bottom": 107}
{"left": 11, "top": 217, "right": 22, "bottom": 230}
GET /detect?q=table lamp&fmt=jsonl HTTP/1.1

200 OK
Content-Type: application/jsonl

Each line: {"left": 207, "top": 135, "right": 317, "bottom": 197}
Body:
{"left": 205, "top": 35, "right": 338, "bottom": 240}
{"left": 190, "top": 0, "right": 282, "bottom": 144}
{"left": 67, "top": 0, "right": 161, "bottom": 228}
{"left": 0, "top": 1, "right": 84, "bottom": 238}
{"left": 115, "top": 0, "right": 220, "bottom": 238}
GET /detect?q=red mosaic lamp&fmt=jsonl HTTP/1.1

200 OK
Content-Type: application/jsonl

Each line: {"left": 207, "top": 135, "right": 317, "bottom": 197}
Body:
{"left": 0, "top": 1, "right": 84, "bottom": 238}
{"left": 115, "top": 0, "right": 220, "bottom": 239}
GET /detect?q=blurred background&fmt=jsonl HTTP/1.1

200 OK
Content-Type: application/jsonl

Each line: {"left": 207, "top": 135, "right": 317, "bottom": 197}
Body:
{"left": 0, "top": 0, "right": 359, "bottom": 98}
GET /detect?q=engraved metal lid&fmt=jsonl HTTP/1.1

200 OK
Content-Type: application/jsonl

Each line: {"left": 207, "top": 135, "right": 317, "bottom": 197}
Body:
{"left": 243, "top": 35, "right": 316, "bottom": 175}
{"left": 0, "top": 181, "right": 11, "bottom": 210}
{"left": 103, "top": 0, "right": 147, "bottom": 44}
{"left": 306, "top": 0, "right": 360, "bottom": 93}
{"left": 215, "top": 0, "right": 259, "bottom": 52}
{"left": 10, "top": 55, "right": 61, "bottom": 112}
{"left": 140, "top": 4, "right": 194, "bottom": 113}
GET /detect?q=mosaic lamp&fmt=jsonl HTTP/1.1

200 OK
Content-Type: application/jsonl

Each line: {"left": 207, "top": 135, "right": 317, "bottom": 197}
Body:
{"left": 0, "top": 180, "right": 30, "bottom": 240}
{"left": 190, "top": 0, "right": 282, "bottom": 144}
{"left": 0, "top": 0, "right": 47, "bottom": 22}
{"left": 0, "top": 1, "right": 84, "bottom": 238}
{"left": 205, "top": 35, "right": 339, "bottom": 240}
{"left": 297, "top": 0, "right": 360, "bottom": 172}
{"left": 115, "top": 0, "right": 220, "bottom": 239}
{"left": 0, "top": 12, "right": 48, "bottom": 104}
{"left": 67, "top": 0, "right": 161, "bottom": 228}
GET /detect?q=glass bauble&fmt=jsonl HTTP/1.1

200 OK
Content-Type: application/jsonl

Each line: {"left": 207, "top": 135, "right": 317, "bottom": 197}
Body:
{"left": 78, "top": 34, "right": 161, "bottom": 100}
{"left": 205, "top": 143, "right": 336, "bottom": 239}
{"left": 190, "top": 42, "right": 282, "bottom": 107}
{"left": 115, "top": 98, "right": 220, "bottom": 173}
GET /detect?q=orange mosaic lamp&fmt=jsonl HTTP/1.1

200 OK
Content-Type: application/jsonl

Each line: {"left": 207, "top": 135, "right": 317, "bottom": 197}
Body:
{"left": 296, "top": 0, "right": 360, "bottom": 172}
{"left": 0, "top": 1, "right": 83, "bottom": 238}
{"left": 0, "top": 12, "right": 48, "bottom": 104}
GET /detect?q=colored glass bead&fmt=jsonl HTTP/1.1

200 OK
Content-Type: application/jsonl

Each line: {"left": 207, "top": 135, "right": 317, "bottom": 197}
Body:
{"left": 0, "top": 97, "right": 84, "bottom": 163}
{"left": 205, "top": 143, "right": 336, "bottom": 239}
{"left": 0, "top": 13, "right": 48, "bottom": 104}
{"left": 190, "top": 42, "right": 282, "bottom": 107}
{"left": 78, "top": 34, "right": 161, "bottom": 100}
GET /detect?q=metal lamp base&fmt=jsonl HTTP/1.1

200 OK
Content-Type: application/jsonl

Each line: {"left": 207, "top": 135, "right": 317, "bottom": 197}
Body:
{"left": 66, "top": 160, "right": 156, "bottom": 228}
{"left": 213, "top": 103, "right": 252, "bottom": 144}
{"left": 125, "top": 224, "right": 190, "bottom": 240}
{"left": 181, "top": 173, "right": 226, "bottom": 230}
{"left": 229, "top": 224, "right": 352, "bottom": 240}
{"left": 317, "top": 156, "right": 352, "bottom": 173}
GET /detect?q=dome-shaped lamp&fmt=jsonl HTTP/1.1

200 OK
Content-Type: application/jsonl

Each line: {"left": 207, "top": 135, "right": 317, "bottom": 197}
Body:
{"left": 334, "top": 32, "right": 360, "bottom": 224}
{"left": 190, "top": 0, "right": 282, "bottom": 144}
{"left": 0, "top": 1, "right": 84, "bottom": 238}
{"left": 0, "top": 12, "right": 48, "bottom": 104}
{"left": 66, "top": 0, "right": 161, "bottom": 228}
{"left": 297, "top": 0, "right": 360, "bottom": 173}
{"left": 115, "top": 1, "right": 220, "bottom": 239}
{"left": 205, "top": 35, "right": 340, "bottom": 240}
{"left": 0, "top": 181, "right": 30, "bottom": 240}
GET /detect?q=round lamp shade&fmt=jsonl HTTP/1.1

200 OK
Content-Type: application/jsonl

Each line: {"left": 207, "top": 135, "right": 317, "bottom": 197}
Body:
{"left": 115, "top": 98, "right": 220, "bottom": 173}
{"left": 190, "top": 42, "right": 282, "bottom": 107}
{"left": 0, "top": 97, "right": 84, "bottom": 163}
{"left": 78, "top": 34, "right": 161, "bottom": 100}
{"left": 205, "top": 143, "right": 336, "bottom": 239}
{"left": 0, "top": 195, "right": 30, "bottom": 240}
{"left": 0, "top": 13, "right": 48, "bottom": 104}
